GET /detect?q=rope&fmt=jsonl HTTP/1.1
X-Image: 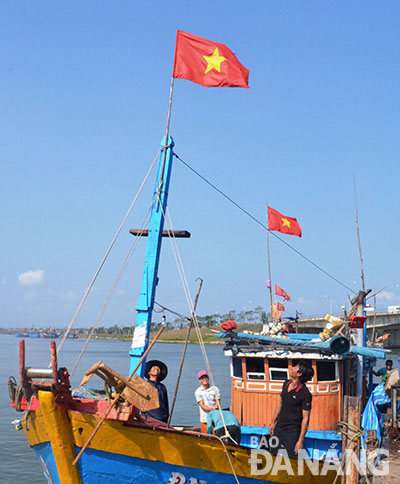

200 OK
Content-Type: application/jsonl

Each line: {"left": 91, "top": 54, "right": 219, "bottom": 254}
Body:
{"left": 174, "top": 152, "right": 356, "bottom": 294}
{"left": 159, "top": 200, "right": 240, "bottom": 476}
{"left": 332, "top": 421, "right": 367, "bottom": 484}
{"left": 154, "top": 301, "right": 189, "bottom": 321}
{"left": 70, "top": 205, "right": 153, "bottom": 377}
{"left": 192, "top": 431, "right": 241, "bottom": 484}
{"left": 56, "top": 149, "right": 160, "bottom": 357}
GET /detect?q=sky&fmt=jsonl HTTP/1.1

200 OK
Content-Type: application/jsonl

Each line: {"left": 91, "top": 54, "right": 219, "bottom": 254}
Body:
{"left": 1, "top": 1, "right": 400, "bottom": 328}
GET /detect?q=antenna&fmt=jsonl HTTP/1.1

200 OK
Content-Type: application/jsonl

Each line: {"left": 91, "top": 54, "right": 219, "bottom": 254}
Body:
{"left": 353, "top": 174, "right": 366, "bottom": 291}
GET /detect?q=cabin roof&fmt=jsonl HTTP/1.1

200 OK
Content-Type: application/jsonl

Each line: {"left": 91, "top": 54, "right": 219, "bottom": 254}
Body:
{"left": 222, "top": 336, "right": 343, "bottom": 360}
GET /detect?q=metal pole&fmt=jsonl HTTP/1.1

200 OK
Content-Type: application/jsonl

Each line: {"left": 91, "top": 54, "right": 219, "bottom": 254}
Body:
{"left": 353, "top": 175, "right": 366, "bottom": 292}
{"left": 356, "top": 298, "right": 365, "bottom": 398}
{"left": 167, "top": 278, "right": 203, "bottom": 426}
{"left": 158, "top": 77, "right": 175, "bottom": 193}
{"left": 392, "top": 387, "right": 398, "bottom": 432}
{"left": 371, "top": 293, "right": 377, "bottom": 344}
{"left": 266, "top": 205, "right": 273, "bottom": 319}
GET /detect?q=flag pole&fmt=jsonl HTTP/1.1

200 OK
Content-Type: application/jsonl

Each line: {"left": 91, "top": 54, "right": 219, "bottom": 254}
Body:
{"left": 266, "top": 205, "right": 274, "bottom": 320}
{"left": 158, "top": 76, "right": 175, "bottom": 192}
{"left": 353, "top": 174, "right": 365, "bottom": 291}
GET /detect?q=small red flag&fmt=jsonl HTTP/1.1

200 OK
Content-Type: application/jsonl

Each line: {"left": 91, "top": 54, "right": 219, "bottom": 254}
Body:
{"left": 268, "top": 206, "right": 302, "bottom": 237}
{"left": 275, "top": 285, "right": 291, "bottom": 301}
{"left": 277, "top": 302, "right": 285, "bottom": 312}
{"left": 172, "top": 30, "right": 249, "bottom": 88}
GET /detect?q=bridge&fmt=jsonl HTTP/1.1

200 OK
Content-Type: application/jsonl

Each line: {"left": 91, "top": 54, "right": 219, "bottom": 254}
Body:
{"left": 297, "top": 311, "right": 400, "bottom": 349}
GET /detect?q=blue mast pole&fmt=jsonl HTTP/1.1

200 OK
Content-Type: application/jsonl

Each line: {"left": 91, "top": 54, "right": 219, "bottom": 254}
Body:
{"left": 129, "top": 135, "right": 174, "bottom": 376}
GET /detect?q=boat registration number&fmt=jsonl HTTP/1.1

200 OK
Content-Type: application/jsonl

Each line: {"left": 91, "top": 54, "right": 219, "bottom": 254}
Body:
{"left": 168, "top": 471, "right": 208, "bottom": 484}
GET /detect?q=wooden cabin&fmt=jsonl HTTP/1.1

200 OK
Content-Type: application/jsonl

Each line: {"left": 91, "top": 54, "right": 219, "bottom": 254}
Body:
{"left": 226, "top": 348, "right": 343, "bottom": 431}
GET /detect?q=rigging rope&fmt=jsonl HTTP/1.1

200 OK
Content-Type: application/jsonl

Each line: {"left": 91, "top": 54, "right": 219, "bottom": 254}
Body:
{"left": 70, "top": 205, "right": 153, "bottom": 377}
{"left": 154, "top": 301, "right": 189, "bottom": 320}
{"left": 173, "top": 152, "right": 356, "bottom": 295}
{"left": 333, "top": 421, "right": 367, "bottom": 484}
{"left": 56, "top": 149, "right": 161, "bottom": 357}
{"left": 159, "top": 198, "right": 241, "bottom": 455}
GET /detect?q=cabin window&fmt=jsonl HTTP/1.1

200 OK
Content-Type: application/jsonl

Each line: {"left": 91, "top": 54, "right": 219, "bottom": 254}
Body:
{"left": 246, "top": 358, "right": 265, "bottom": 380}
{"left": 268, "top": 358, "right": 289, "bottom": 381}
{"left": 232, "top": 357, "right": 243, "bottom": 378}
{"left": 316, "top": 360, "right": 336, "bottom": 381}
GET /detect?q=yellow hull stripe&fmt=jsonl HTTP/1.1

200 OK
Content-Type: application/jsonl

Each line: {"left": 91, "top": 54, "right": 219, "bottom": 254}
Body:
{"left": 36, "top": 392, "right": 82, "bottom": 484}
{"left": 23, "top": 395, "right": 337, "bottom": 484}
{"left": 69, "top": 411, "right": 336, "bottom": 484}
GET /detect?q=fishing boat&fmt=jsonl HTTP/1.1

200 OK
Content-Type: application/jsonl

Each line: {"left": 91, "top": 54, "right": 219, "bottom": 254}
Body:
{"left": 7, "top": 31, "right": 389, "bottom": 484}
{"left": 7, "top": 135, "right": 389, "bottom": 484}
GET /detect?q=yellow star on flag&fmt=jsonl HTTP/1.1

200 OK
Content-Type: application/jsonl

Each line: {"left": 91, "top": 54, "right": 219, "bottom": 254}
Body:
{"left": 203, "top": 47, "right": 227, "bottom": 74}
{"left": 281, "top": 217, "right": 291, "bottom": 228}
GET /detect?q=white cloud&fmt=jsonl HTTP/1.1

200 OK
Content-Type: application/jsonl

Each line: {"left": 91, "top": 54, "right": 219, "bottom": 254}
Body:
{"left": 19, "top": 269, "right": 44, "bottom": 286}
{"left": 24, "top": 290, "right": 37, "bottom": 301}
{"left": 47, "top": 288, "right": 77, "bottom": 301}
{"left": 376, "top": 290, "right": 394, "bottom": 301}
{"left": 297, "top": 296, "right": 315, "bottom": 306}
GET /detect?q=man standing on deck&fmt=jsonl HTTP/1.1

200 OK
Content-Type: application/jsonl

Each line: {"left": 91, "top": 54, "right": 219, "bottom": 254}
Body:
{"left": 269, "top": 360, "right": 314, "bottom": 459}
{"left": 143, "top": 360, "right": 169, "bottom": 423}
{"left": 372, "top": 359, "right": 393, "bottom": 383}
{"left": 195, "top": 370, "right": 220, "bottom": 433}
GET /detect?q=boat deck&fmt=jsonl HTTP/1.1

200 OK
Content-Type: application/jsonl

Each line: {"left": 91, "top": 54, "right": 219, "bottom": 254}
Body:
{"left": 373, "top": 437, "right": 400, "bottom": 484}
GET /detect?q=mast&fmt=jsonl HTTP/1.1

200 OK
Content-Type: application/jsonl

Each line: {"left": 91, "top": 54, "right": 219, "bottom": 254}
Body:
{"left": 353, "top": 175, "right": 366, "bottom": 292}
{"left": 266, "top": 205, "right": 274, "bottom": 320}
{"left": 129, "top": 135, "right": 174, "bottom": 376}
{"left": 353, "top": 174, "right": 367, "bottom": 397}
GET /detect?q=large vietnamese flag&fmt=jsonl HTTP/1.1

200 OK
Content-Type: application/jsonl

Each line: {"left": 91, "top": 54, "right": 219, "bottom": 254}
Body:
{"left": 172, "top": 30, "right": 249, "bottom": 88}
{"left": 267, "top": 206, "right": 302, "bottom": 237}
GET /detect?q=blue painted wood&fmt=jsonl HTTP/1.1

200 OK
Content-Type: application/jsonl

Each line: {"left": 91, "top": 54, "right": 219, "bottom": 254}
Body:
{"left": 74, "top": 447, "right": 277, "bottom": 484}
{"left": 240, "top": 426, "right": 341, "bottom": 441}
{"left": 239, "top": 426, "right": 342, "bottom": 458}
{"left": 33, "top": 442, "right": 62, "bottom": 484}
{"left": 218, "top": 330, "right": 387, "bottom": 359}
{"left": 129, "top": 136, "right": 174, "bottom": 377}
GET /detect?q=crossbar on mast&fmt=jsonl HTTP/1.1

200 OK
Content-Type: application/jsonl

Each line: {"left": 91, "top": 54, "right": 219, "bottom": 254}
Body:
{"left": 129, "top": 229, "right": 190, "bottom": 238}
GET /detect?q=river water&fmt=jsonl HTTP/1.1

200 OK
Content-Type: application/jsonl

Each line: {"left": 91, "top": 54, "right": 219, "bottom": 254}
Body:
{"left": 1, "top": 335, "right": 396, "bottom": 483}
{"left": 0, "top": 334, "right": 230, "bottom": 483}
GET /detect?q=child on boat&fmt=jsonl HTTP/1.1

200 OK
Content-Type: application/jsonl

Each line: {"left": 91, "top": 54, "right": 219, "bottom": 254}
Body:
{"left": 195, "top": 370, "right": 220, "bottom": 434}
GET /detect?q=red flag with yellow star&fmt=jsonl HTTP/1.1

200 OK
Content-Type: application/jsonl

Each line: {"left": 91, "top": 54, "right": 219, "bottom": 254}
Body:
{"left": 267, "top": 206, "right": 302, "bottom": 237}
{"left": 172, "top": 30, "right": 249, "bottom": 88}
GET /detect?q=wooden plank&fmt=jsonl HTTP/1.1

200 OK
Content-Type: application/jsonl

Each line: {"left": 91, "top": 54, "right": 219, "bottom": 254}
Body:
{"left": 341, "top": 396, "right": 348, "bottom": 484}
{"left": 129, "top": 229, "right": 191, "bottom": 238}
{"left": 344, "top": 395, "right": 362, "bottom": 484}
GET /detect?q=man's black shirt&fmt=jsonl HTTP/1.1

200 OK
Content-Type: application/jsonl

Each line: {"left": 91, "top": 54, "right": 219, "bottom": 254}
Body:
{"left": 276, "top": 379, "right": 312, "bottom": 432}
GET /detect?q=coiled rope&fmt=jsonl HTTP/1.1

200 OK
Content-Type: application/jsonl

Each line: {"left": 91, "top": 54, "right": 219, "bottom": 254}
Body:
{"left": 333, "top": 421, "right": 367, "bottom": 484}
